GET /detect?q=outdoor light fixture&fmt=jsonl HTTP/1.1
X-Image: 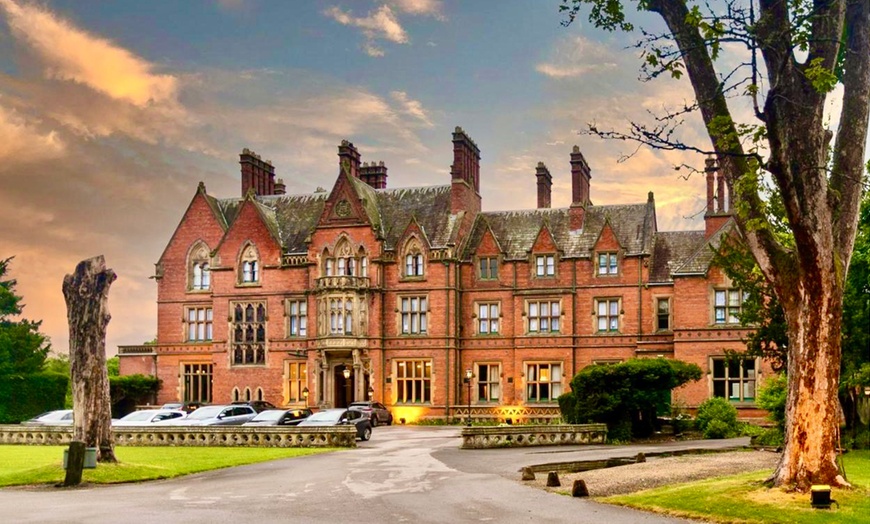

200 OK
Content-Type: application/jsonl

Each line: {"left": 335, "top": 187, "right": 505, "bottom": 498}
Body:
{"left": 302, "top": 387, "right": 309, "bottom": 400}
{"left": 810, "top": 485, "right": 832, "bottom": 509}
{"left": 343, "top": 367, "right": 351, "bottom": 379}
{"left": 368, "top": 386, "right": 374, "bottom": 399}
{"left": 465, "top": 368, "right": 473, "bottom": 427}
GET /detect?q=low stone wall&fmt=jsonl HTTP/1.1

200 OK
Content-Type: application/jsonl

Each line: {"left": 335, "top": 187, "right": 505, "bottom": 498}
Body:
{"left": 0, "top": 425, "right": 357, "bottom": 448}
{"left": 461, "top": 424, "right": 607, "bottom": 449}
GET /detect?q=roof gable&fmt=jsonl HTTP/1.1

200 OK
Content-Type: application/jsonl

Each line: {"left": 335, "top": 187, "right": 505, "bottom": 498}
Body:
{"left": 157, "top": 182, "right": 227, "bottom": 266}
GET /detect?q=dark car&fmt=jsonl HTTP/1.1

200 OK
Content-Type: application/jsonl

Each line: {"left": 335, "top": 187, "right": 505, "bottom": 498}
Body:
{"left": 348, "top": 401, "right": 393, "bottom": 427}
{"left": 231, "top": 400, "right": 278, "bottom": 413}
{"left": 242, "top": 408, "right": 312, "bottom": 426}
{"left": 297, "top": 408, "right": 372, "bottom": 441}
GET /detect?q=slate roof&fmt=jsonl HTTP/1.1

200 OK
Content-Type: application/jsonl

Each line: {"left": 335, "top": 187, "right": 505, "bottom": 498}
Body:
{"left": 372, "top": 184, "right": 455, "bottom": 250}
{"left": 649, "top": 231, "right": 708, "bottom": 282}
{"left": 463, "top": 202, "right": 656, "bottom": 261}
{"left": 670, "top": 220, "right": 736, "bottom": 276}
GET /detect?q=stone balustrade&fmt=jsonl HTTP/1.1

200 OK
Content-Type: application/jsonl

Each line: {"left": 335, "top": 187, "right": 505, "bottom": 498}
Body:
{"left": 460, "top": 424, "right": 607, "bottom": 449}
{"left": 0, "top": 425, "right": 357, "bottom": 448}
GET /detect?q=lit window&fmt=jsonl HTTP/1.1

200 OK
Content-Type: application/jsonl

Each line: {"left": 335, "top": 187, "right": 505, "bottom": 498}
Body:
{"left": 596, "top": 298, "right": 620, "bottom": 332}
{"left": 401, "top": 296, "right": 428, "bottom": 335}
{"left": 597, "top": 252, "right": 618, "bottom": 275}
{"left": 656, "top": 298, "right": 671, "bottom": 331}
{"left": 395, "top": 360, "right": 432, "bottom": 403}
{"left": 185, "top": 307, "right": 213, "bottom": 342}
{"left": 478, "top": 257, "right": 498, "bottom": 280}
{"left": 535, "top": 255, "right": 555, "bottom": 277}
{"left": 182, "top": 363, "right": 212, "bottom": 403}
{"left": 712, "top": 357, "right": 757, "bottom": 401}
{"left": 286, "top": 361, "right": 307, "bottom": 403}
{"left": 477, "top": 363, "right": 500, "bottom": 402}
{"left": 714, "top": 289, "right": 746, "bottom": 324}
{"left": 231, "top": 301, "right": 266, "bottom": 365}
{"left": 527, "top": 300, "right": 560, "bottom": 333}
{"left": 286, "top": 299, "right": 307, "bottom": 337}
{"left": 526, "top": 363, "right": 562, "bottom": 402}
{"left": 477, "top": 303, "right": 499, "bottom": 334}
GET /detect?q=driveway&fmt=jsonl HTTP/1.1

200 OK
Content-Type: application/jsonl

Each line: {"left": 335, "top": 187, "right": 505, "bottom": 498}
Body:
{"left": 0, "top": 427, "right": 743, "bottom": 523}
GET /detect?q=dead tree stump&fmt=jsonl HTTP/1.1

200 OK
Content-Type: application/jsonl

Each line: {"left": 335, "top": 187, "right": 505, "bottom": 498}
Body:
{"left": 521, "top": 467, "right": 536, "bottom": 481}
{"left": 572, "top": 479, "right": 589, "bottom": 497}
{"left": 62, "top": 441, "right": 86, "bottom": 487}
{"left": 546, "top": 471, "right": 561, "bottom": 487}
{"left": 63, "top": 256, "right": 117, "bottom": 466}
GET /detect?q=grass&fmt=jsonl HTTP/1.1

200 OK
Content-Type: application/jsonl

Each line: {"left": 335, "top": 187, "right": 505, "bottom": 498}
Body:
{"left": 0, "top": 445, "right": 336, "bottom": 487}
{"left": 603, "top": 450, "right": 870, "bottom": 524}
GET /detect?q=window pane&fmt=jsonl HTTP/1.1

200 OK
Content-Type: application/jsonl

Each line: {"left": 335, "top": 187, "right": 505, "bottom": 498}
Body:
{"left": 552, "top": 302, "right": 560, "bottom": 316}
{"left": 610, "top": 301, "right": 618, "bottom": 316}
{"left": 715, "top": 291, "right": 726, "bottom": 306}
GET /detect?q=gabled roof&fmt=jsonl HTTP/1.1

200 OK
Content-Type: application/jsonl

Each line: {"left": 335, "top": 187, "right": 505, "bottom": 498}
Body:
{"left": 649, "top": 230, "right": 708, "bottom": 282}
{"left": 670, "top": 219, "right": 736, "bottom": 276}
{"left": 373, "top": 184, "right": 455, "bottom": 250}
{"left": 462, "top": 202, "right": 655, "bottom": 261}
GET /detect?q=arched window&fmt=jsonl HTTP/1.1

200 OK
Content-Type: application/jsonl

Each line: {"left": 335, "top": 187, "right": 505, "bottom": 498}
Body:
{"left": 232, "top": 388, "right": 240, "bottom": 402}
{"left": 244, "top": 387, "right": 252, "bottom": 402}
{"left": 239, "top": 244, "right": 259, "bottom": 284}
{"left": 322, "top": 238, "right": 368, "bottom": 278}
{"left": 256, "top": 388, "right": 264, "bottom": 402}
{"left": 188, "top": 242, "right": 211, "bottom": 291}
{"left": 403, "top": 238, "right": 425, "bottom": 278}
{"left": 230, "top": 301, "right": 267, "bottom": 366}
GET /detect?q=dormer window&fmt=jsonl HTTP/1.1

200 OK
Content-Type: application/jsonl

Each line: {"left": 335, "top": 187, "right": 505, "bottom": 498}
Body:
{"left": 597, "top": 252, "right": 618, "bottom": 275}
{"left": 239, "top": 244, "right": 260, "bottom": 284}
{"left": 535, "top": 255, "right": 555, "bottom": 277}
{"left": 188, "top": 242, "right": 211, "bottom": 291}
{"left": 322, "top": 238, "right": 367, "bottom": 278}
{"left": 402, "top": 237, "right": 425, "bottom": 279}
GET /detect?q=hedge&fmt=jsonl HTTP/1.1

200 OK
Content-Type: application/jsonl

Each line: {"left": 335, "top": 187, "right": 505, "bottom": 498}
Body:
{"left": 0, "top": 372, "right": 69, "bottom": 423}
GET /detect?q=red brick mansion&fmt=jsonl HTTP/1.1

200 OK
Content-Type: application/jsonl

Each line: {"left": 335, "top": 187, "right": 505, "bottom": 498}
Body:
{"left": 119, "top": 127, "right": 769, "bottom": 422}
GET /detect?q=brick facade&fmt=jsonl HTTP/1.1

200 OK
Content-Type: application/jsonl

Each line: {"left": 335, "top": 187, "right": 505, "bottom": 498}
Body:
{"left": 120, "top": 129, "right": 771, "bottom": 422}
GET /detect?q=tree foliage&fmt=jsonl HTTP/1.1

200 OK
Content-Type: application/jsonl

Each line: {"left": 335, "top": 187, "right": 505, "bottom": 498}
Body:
{"left": 0, "top": 257, "right": 50, "bottom": 376}
{"left": 559, "top": 358, "right": 702, "bottom": 441}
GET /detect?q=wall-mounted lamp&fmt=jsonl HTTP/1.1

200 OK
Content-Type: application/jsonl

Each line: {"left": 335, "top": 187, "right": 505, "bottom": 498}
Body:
{"left": 302, "top": 387, "right": 309, "bottom": 400}
{"left": 368, "top": 386, "right": 374, "bottom": 399}
{"left": 343, "top": 367, "right": 351, "bottom": 379}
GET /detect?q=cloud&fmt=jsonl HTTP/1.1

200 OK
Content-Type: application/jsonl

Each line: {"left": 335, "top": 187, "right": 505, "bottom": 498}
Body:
{"left": 535, "top": 36, "right": 618, "bottom": 79}
{"left": 0, "top": 101, "right": 65, "bottom": 159}
{"left": 0, "top": 0, "right": 178, "bottom": 106}
{"left": 390, "top": 91, "right": 433, "bottom": 127}
{"left": 325, "top": 5, "right": 408, "bottom": 45}
{"left": 386, "top": 0, "right": 445, "bottom": 19}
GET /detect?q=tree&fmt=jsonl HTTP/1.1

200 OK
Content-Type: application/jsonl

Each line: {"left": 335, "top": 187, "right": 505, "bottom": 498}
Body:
{"left": 0, "top": 257, "right": 50, "bottom": 375}
{"left": 561, "top": 0, "right": 869, "bottom": 490}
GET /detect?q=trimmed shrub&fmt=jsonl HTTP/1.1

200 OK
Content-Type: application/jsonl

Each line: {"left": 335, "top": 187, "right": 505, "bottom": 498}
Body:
{"left": 0, "top": 372, "right": 68, "bottom": 423}
{"left": 696, "top": 397, "right": 739, "bottom": 439}
{"left": 110, "top": 374, "right": 160, "bottom": 417}
{"left": 757, "top": 374, "right": 787, "bottom": 433}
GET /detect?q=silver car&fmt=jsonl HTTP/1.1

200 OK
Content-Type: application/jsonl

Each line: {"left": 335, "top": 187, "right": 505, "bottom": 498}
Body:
{"left": 155, "top": 405, "right": 257, "bottom": 426}
{"left": 22, "top": 409, "right": 73, "bottom": 425}
{"left": 113, "top": 409, "right": 187, "bottom": 426}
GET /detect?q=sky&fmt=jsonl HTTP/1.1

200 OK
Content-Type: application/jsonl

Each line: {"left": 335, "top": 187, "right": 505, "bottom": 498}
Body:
{"left": 0, "top": 0, "right": 729, "bottom": 356}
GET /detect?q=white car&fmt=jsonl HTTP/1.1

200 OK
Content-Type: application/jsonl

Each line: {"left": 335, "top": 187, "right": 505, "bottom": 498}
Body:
{"left": 22, "top": 409, "right": 73, "bottom": 425}
{"left": 113, "top": 409, "right": 187, "bottom": 427}
{"left": 154, "top": 405, "right": 257, "bottom": 426}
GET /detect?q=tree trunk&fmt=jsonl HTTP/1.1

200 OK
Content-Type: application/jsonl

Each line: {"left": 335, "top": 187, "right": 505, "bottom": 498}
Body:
{"left": 62, "top": 256, "right": 117, "bottom": 463}
{"left": 772, "top": 272, "right": 846, "bottom": 490}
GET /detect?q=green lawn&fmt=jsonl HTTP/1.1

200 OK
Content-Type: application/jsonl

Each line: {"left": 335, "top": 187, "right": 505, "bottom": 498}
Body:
{"left": 603, "top": 451, "right": 870, "bottom": 524}
{"left": 0, "top": 445, "right": 337, "bottom": 487}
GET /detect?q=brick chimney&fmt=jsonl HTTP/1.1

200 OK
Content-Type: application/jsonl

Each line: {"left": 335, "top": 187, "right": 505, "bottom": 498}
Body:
{"left": 360, "top": 161, "right": 388, "bottom": 189}
{"left": 450, "top": 126, "right": 482, "bottom": 215}
{"left": 570, "top": 146, "right": 591, "bottom": 206}
{"left": 274, "top": 177, "right": 286, "bottom": 195}
{"left": 535, "top": 162, "right": 552, "bottom": 209}
{"left": 338, "top": 140, "right": 361, "bottom": 179}
{"left": 240, "top": 149, "right": 276, "bottom": 197}
{"left": 704, "top": 155, "right": 731, "bottom": 237}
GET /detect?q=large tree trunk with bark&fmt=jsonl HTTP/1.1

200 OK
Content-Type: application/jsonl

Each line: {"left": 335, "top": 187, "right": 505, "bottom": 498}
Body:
{"left": 62, "top": 256, "right": 117, "bottom": 463}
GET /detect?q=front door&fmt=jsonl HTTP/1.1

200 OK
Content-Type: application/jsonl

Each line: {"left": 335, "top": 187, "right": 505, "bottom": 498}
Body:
{"left": 334, "top": 365, "right": 353, "bottom": 408}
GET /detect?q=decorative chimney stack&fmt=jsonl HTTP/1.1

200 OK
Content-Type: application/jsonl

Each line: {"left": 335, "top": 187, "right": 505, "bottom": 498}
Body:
{"left": 240, "top": 149, "right": 276, "bottom": 197}
{"left": 451, "top": 127, "right": 480, "bottom": 193}
{"left": 535, "top": 162, "right": 552, "bottom": 209}
{"left": 274, "top": 177, "right": 286, "bottom": 195}
{"left": 704, "top": 155, "right": 731, "bottom": 237}
{"left": 338, "top": 140, "right": 361, "bottom": 179}
{"left": 570, "top": 146, "right": 591, "bottom": 206}
{"left": 360, "top": 161, "right": 388, "bottom": 189}
{"left": 450, "top": 126, "right": 482, "bottom": 215}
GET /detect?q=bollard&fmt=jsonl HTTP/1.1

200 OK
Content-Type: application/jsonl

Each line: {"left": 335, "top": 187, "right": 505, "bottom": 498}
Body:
{"left": 521, "top": 467, "right": 536, "bottom": 481}
{"left": 636, "top": 452, "right": 646, "bottom": 463}
{"left": 572, "top": 479, "right": 589, "bottom": 497}
{"left": 546, "top": 471, "right": 560, "bottom": 487}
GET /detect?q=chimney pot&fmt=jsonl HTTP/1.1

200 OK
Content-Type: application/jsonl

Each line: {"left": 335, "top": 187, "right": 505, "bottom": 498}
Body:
{"left": 240, "top": 148, "right": 277, "bottom": 197}
{"left": 570, "top": 146, "right": 591, "bottom": 206}
{"left": 535, "top": 162, "right": 552, "bottom": 209}
{"left": 338, "top": 140, "right": 361, "bottom": 179}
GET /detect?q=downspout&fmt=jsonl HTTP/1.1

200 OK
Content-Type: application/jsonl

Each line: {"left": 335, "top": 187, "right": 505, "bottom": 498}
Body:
{"left": 572, "top": 258, "right": 577, "bottom": 377}
{"left": 380, "top": 256, "right": 386, "bottom": 407}
{"left": 445, "top": 258, "right": 451, "bottom": 420}
{"left": 637, "top": 256, "right": 644, "bottom": 344}
{"left": 454, "top": 257, "right": 462, "bottom": 421}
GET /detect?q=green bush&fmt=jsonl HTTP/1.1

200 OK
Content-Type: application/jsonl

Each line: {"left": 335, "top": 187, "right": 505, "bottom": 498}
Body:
{"left": 0, "top": 372, "right": 68, "bottom": 423}
{"left": 757, "top": 373, "right": 787, "bottom": 433}
{"left": 559, "top": 358, "right": 702, "bottom": 440}
{"left": 696, "top": 397, "right": 739, "bottom": 438}
{"left": 110, "top": 374, "right": 160, "bottom": 416}
{"left": 752, "top": 427, "right": 784, "bottom": 447}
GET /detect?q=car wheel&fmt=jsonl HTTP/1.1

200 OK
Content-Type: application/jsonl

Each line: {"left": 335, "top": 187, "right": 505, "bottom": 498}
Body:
{"left": 361, "top": 425, "right": 372, "bottom": 441}
{"left": 371, "top": 416, "right": 378, "bottom": 428}
{"left": 387, "top": 415, "right": 393, "bottom": 426}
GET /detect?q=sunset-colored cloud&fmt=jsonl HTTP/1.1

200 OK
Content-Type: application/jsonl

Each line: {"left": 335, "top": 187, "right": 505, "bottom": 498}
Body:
{"left": 0, "top": 0, "right": 178, "bottom": 106}
{"left": 387, "top": 0, "right": 445, "bottom": 19}
{"left": 536, "top": 36, "right": 618, "bottom": 79}
{"left": 325, "top": 5, "right": 409, "bottom": 44}
{"left": 390, "top": 91, "right": 434, "bottom": 127}
{"left": 0, "top": 102, "right": 64, "bottom": 159}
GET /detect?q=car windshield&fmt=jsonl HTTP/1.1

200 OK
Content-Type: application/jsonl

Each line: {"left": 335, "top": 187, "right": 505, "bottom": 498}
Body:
{"left": 349, "top": 402, "right": 370, "bottom": 408}
{"left": 119, "top": 411, "right": 157, "bottom": 422}
{"left": 304, "top": 411, "right": 342, "bottom": 423}
{"left": 186, "top": 406, "right": 223, "bottom": 420}
{"left": 39, "top": 410, "right": 71, "bottom": 421}
{"left": 251, "top": 410, "right": 284, "bottom": 422}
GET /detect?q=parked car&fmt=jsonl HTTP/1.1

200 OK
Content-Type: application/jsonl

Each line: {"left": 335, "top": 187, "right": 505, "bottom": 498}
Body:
{"left": 348, "top": 401, "right": 393, "bottom": 427}
{"left": 113, "top": 409, "right": 187, "bottom": 427}
{"left": 231, "top": 400, "right": 278, "bottom": 413}
{"left": 297, "top": 408, "right": 371, "bottom": 441}
{"left": 160, "top": 401, "right": 205, "bottom": 413}
{"left": 155, "top": 404, "right": 257, "bottom": 426}
{"left": 21, "top": 409, "right": 74, "bottom": 425}
{"left": 242, "top": 408, "right": 312, "bottom": 427}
